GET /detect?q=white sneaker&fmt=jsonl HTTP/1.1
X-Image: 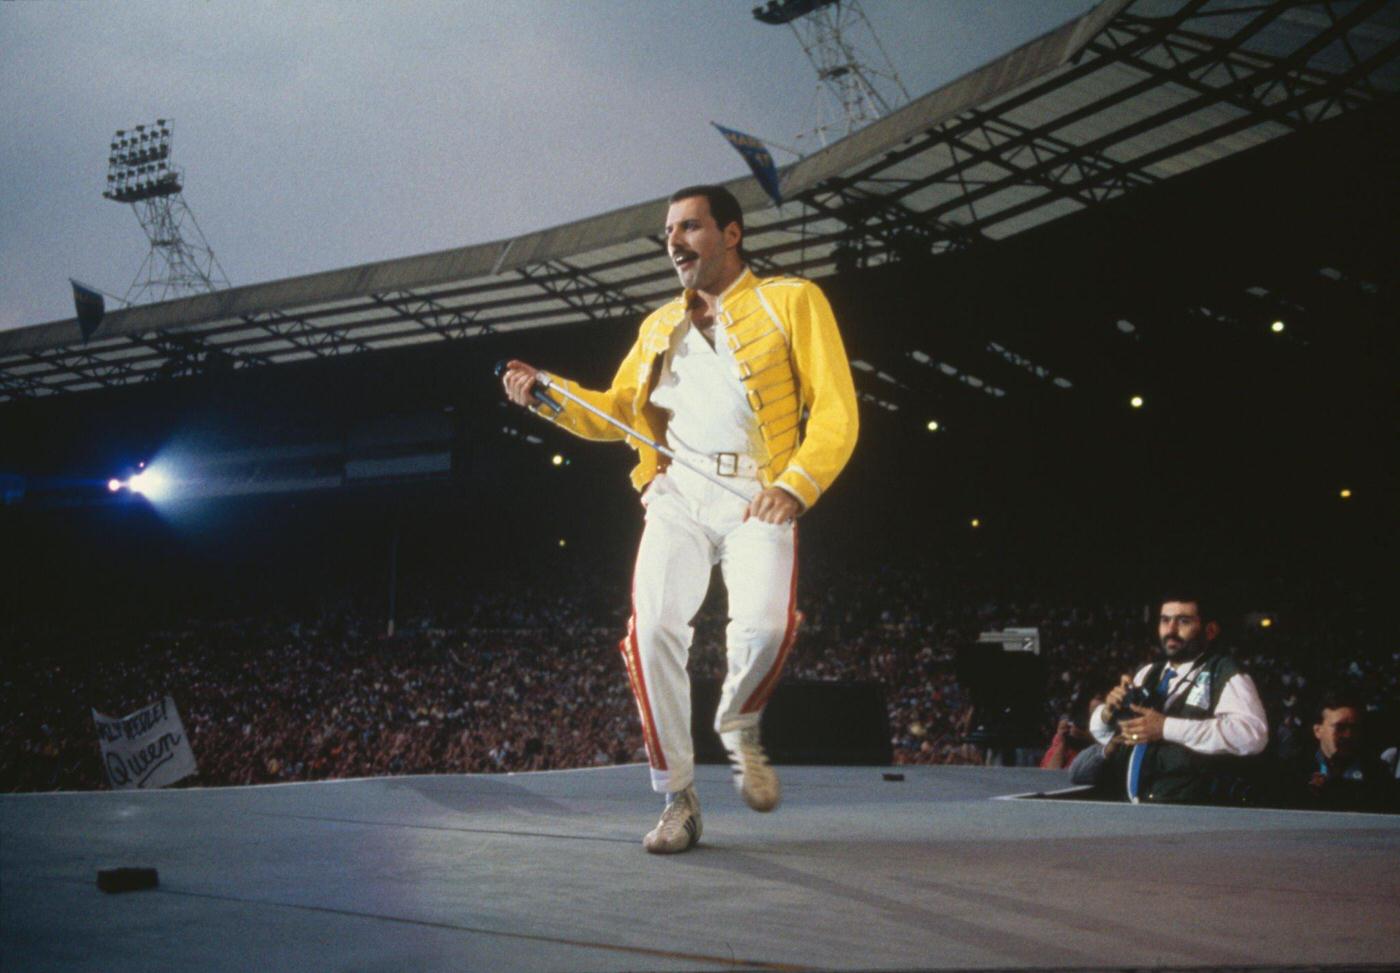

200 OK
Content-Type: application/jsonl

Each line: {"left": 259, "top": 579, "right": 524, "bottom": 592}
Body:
{"left": 643, "top": 786, "right": 702, "bottom": 854}
{"left": 722, "top": 726, "right": 780, "bottom": 812}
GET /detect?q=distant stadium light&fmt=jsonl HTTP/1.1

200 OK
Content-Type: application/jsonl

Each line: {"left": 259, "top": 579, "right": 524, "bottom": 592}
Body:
{"left": 1130, "top": 395, "right": 1144, "bottom": 409}
{"left": 926, "top": 420, "right": 939, "bottom": 432}
{"left": 551, "top": 454, "right": 564, "bottom": 467}
{"left": 1339, "top": 488, "right": 1352, "bottom": 499}
{"left": 970, "top": 517, "right": 981, "bottom": 528}
{"left": 1271, "top": 320, "right": 1285, "bottom": 333}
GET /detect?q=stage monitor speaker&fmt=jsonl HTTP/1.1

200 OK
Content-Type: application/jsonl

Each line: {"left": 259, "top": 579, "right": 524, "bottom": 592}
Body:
{"left": 691, "top": 679, "right": 892, "bottom": 765}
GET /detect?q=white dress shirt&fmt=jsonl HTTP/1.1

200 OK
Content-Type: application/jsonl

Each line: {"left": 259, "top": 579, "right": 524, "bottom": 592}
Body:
{"left": 1090, "top": 656, "right": 1269, "bottom": 756}
{"left": 650, "top": 317, "right": 763, "bottom": 459}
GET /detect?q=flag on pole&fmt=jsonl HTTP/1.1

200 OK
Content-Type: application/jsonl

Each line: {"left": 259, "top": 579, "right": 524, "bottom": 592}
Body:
{"left": 712, "top": 122, "right": 783, "bottom": 208}
{"left": 70, "top": 279, "right": 105, "bottom": 342}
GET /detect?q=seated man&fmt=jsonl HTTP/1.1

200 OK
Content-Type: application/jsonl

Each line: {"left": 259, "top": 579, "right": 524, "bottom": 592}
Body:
{"left": 1041, "top": 695, "right": 1102, "bottom": 772}
{"left": 1090, "top": 593, "right": 1268, "bottom": 804}
{"left": 1281, "top": 692, "right": 1397, "bottom": 813}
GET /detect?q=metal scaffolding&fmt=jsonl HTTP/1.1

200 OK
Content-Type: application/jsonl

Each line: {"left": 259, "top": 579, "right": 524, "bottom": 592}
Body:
{"left": 104, "top": 119, "right": 230, "bottom": 305}
{"left": 753, "top": 0, "right": 912, "bottom": 148}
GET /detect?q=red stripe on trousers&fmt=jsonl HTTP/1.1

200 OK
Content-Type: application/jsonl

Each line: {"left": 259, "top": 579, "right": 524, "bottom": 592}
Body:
{"left": 620, "top": 596, "right": 668, "bottom": 771}
{"left": 740, "top": 525, "right": 799, "bottom": 715}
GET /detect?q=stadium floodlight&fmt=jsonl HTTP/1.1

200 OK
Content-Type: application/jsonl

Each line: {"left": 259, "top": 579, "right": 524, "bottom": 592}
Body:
{"left": 753, "top": 0, "right": 909, "bottom": 146}
{"left": 926, "top": 420, "right": 939, "bottom": 432}
{"left": 101, "top": 119, "right": 230, "bottom": 304}
{"left": 106, "top": 463, "right": 174, "bottom": 501}
{"left": 1130, "top": 395, "right": 1145, "bottom": 409}
{"left": 1271, "top": 320, "right": 1285, "bottom": 333}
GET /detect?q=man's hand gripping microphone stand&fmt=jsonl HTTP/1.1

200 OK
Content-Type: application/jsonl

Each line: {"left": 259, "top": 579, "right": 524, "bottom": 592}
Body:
{"left": 494, "top": 361, "right": 754, "bottom": 503}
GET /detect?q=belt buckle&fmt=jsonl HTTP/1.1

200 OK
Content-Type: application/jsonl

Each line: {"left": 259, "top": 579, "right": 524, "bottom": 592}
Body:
{"left": 715, "top": 452, "right": 739, "bottom": 477}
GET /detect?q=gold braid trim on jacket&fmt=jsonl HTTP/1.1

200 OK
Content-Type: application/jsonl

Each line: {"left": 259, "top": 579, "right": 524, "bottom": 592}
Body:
{"left": 536, "top": 269, "right": 858, "bottom": 510}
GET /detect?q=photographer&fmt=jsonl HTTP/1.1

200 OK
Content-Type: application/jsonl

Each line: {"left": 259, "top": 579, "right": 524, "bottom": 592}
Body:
{"left": 1090, "top": 593, "right": 1268, "bottom": 804}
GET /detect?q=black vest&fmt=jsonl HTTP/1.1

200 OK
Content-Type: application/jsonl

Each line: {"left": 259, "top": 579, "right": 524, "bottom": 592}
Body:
{"left": 1114, "top": 653, "right": 1262, "bottom": 805}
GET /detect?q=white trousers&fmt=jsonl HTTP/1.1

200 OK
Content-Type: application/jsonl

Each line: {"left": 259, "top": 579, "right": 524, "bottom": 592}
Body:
{"left": 619, "top": 464, "right": 798, "bottom": 793}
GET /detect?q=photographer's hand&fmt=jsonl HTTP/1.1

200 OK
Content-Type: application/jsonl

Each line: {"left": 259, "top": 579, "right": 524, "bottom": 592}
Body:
{"left": 1118, "top": 705, "right": 1166, "bottom": 744}
{"left": 1101, "top": 675, "right": 1132, "bottom": 721}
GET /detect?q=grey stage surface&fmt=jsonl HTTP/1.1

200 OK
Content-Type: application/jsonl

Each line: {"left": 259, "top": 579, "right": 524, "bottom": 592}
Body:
{"left": 3, "top": 764, "right": 1398, "bottom": 972}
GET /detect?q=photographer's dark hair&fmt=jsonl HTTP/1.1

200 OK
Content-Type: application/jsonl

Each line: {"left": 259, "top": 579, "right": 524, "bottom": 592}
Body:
{"left": 670, "top": 184, "right": 746, "bottom": 261}
{"left": 1158, "top": 591, "right": 1212, "bottom": 623}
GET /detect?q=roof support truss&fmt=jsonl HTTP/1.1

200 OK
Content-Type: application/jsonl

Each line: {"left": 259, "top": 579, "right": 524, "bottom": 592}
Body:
{"left": 242, "top": 308, "right": 376, "bottom": 358}
{"left": 516, "top": 259, "right": 649, "bottom": 323}
{"left": 370, "top": 290, "right": 495, "bottom": 341}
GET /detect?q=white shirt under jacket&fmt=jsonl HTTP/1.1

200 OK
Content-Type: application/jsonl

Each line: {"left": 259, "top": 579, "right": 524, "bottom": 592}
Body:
{"left": 650, "top": 316, "right": 764, "bottom": 461}
{"left": 1089, "top": 656, "right": 1269, "bottom": 756}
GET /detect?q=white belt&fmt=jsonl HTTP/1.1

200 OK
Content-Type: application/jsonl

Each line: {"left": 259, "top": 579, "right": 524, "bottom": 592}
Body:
{"left": 669, "top": 445, "right": 761, "bottom": 479}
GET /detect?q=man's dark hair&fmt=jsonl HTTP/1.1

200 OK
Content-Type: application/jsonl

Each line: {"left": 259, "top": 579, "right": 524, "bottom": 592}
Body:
{"left": 1158, "top": 591, "right": 1212, "bottom": 624}
{"left": 1313, "top": 689, "right": 1364, "bottom": 725}
{"left": 669, "top": 184, "right": 746, "bottom": 258}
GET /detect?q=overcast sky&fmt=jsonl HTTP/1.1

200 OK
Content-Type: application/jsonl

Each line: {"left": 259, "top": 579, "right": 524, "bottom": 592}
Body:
{"left": 0, "top": 1, "right": 1094, "bottom": 331}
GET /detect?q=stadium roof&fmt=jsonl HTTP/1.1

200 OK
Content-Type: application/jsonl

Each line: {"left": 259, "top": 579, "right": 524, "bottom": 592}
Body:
{"left": 2, "top": 0, "right": 1396, "bottom": 402}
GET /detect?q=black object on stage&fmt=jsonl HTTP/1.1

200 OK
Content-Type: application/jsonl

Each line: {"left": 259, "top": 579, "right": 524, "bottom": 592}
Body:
{"left": 96, "top": 867, "right": 159, "bottom": 894}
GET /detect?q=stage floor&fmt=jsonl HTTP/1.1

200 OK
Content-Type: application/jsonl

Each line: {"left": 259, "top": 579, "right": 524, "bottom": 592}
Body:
{"left": 3, "top": 764, "right": 1398, "bottom": 972}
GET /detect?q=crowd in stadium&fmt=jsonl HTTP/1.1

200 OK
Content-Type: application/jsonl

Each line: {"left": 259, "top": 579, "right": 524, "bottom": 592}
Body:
{"left": 2, "top": 562, "right": 1395, "bottom": 805}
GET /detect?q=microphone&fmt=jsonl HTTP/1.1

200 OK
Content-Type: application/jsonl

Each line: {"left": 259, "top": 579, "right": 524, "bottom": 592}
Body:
{"left": 493, "top": 360, "right": 562, "bottom": 415}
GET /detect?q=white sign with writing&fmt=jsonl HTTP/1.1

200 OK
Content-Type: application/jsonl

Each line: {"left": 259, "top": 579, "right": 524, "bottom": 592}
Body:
{"left": 92, "top": 695, "right": 198, "bottom": 790}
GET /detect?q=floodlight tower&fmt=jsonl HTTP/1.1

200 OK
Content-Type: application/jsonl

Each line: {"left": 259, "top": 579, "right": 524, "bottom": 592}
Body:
{"left": 753, "top": 0, "right": 911, "bottom": 148}
{"left": 103, "top": 119, "right": 230, "bottom": 304}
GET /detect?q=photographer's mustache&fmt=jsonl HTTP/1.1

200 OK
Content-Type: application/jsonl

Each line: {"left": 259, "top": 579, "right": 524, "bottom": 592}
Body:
{"left": 1161, "top": 634, "right": 1199, "bottom": 654}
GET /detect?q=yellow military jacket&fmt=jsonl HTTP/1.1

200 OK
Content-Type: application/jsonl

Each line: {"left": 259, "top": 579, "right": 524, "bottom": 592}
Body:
{"left": 537, "top": 269, "right": 858, "bottom": 511}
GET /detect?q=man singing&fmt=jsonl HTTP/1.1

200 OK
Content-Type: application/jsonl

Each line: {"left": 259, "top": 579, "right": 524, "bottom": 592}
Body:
{"left": 501, "top": 185, "right": 858, "bottom": 852}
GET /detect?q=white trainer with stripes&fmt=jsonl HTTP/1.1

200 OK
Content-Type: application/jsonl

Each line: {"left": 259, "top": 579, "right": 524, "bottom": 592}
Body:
{"left": 722, "top": 726, "right": 780, "bottom": 812}
{"left": 643, "top": 785, "right": 702, "bottom": 854}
